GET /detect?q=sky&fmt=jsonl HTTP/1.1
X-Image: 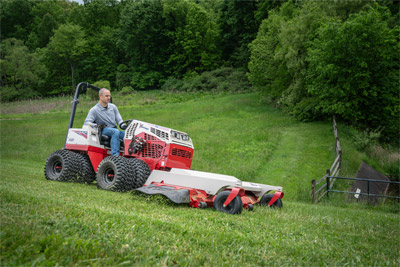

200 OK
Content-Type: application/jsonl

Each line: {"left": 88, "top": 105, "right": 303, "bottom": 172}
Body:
{"left": 70, "top": 0, "right": 84, "bottom": 5}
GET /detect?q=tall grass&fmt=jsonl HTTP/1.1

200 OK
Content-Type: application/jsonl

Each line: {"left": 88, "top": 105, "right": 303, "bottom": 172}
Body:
{"left": 1, "top": 92, "right": 399, "bottom": 266}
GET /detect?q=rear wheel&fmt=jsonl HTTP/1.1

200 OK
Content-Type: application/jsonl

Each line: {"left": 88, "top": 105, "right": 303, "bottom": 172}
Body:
{"left": 213, "top": 191, "right": 243, "bottom": 215}
{"left": 260, "top": 193, "right": 283, "bottom": 208}
{"left": 44, "top": 150, "right": 80, "bottom": 182}
{"left": 96, "top": 156, "right": 132, "bottom": 191}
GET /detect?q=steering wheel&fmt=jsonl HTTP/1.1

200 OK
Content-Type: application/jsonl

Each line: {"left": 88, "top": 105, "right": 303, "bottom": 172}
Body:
{"left": 119, "top": 120, "right": 132, "bottom": 130}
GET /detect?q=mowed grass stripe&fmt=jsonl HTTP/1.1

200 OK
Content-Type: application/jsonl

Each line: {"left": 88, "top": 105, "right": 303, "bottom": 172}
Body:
{"left": 1, "top": 159, "right": 399, "bottom": 266}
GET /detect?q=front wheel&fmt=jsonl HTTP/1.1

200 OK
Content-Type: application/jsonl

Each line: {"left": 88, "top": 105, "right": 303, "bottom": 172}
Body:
{"left": 96, "top": 156, "right": 132, "bottom": 191}
{"left": 126, "top": 158, "right": 151, "bottom": 189}
{"left": 213, "top": 191, "right": 243, "bottom": 215}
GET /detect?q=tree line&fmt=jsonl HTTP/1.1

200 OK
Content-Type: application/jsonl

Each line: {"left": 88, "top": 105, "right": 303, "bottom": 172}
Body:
{"left": 0, "top": 0, "right": 398, "bottom": 141}
{"left": 1, "top": 0, "right": 274, "bottom": 98}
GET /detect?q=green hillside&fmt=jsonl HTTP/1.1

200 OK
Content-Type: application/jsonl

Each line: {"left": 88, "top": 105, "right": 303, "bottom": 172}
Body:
{"left": 1, "top": 92, "right": 399, "bottom": 266}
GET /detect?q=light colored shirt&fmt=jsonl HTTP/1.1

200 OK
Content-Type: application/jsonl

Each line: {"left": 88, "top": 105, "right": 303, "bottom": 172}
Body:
{"left": 84, "top": 103, "right": 123, "bottom": 128}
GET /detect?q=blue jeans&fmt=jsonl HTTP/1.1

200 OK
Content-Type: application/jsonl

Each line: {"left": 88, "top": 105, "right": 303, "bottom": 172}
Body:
{"left": 102, "top": 127, "right": 125, "bottom": 155}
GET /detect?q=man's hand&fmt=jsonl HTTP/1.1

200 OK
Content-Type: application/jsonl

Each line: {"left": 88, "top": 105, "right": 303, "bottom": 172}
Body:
{"left": 119, "top": 120, "right": 132, "bottom": 130}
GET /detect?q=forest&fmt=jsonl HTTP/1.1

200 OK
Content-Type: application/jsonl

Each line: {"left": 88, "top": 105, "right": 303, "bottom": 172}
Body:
{"left": 0, "top": 0, "right": 399, "bottom": 141}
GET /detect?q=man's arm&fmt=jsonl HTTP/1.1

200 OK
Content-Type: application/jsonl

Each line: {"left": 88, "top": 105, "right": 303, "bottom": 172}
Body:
{"left": 114, "top": 105, "right": 123, "bottom": 127}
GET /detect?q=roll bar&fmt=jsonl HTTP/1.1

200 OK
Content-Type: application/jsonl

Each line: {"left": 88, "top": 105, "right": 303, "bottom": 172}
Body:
{"left": 64, "top": 82, "right": 112, "bottom": 148}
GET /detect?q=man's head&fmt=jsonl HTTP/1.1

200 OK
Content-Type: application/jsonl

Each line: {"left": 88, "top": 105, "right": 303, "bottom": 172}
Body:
{"left": 99, "top": 88, "right": 111, "bottom": 107}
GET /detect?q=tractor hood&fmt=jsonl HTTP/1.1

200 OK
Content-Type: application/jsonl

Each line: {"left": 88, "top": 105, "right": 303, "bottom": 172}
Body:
{"left": 125, "top": 120, "right": 194, "bottom": 149}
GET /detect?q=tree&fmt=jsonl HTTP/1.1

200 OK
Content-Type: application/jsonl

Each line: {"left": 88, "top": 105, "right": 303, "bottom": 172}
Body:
{"left": 119, "top": 0, "right": 169, "bottom": 89}
{"left": 248, "top": 0, "right": 375, "bottom": 116}
{"left": 306, "top": 6, "right": 399, "bottom": 140}
{"left": 163, "top": 0, "right": 221, "bottom": 77}
{"left": 218, "top": 0, "right": 284, "bottom": 69}
{"left": 27, "top": 0, "right": 69, "bottom": 49}
{"left": 0, "top": 0, "right": 34, "bottom": 42}
{"left": 0, "top": 38, "right": 46, "bottom": 101}
{"left": 248, "top": 1, "right": 299, "bottom": 101}
{"left": 68, "top": 0, "right": 120, "bottom": 36}
{"left": 47, "top": 23, "right": 87, "bottom": 91}
{"left": 81, "top": 26, "right": 120, "bottom": 86}
{"left": 218, "top": 0, "right": 259, "bottom": 68}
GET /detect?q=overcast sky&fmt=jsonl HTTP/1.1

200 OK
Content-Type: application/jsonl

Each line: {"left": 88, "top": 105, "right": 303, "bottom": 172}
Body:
{"left": 70, "top": 0, "right": 84, "bottom": 5}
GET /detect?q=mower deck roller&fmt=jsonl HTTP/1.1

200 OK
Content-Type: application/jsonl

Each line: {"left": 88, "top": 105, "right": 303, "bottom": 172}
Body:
{"left": 44, "top": 82, "right": 284, "bottom": 215}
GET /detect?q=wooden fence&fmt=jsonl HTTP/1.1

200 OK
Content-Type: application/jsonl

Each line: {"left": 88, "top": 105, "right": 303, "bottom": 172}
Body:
{"left": 311, "top": 116, "right": 342, "bottom": 203}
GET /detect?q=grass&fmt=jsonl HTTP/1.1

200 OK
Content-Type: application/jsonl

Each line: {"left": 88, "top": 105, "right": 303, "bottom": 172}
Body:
{"left": 1, "top": 91, "right": 399, "bottom": 266}
{"left": 0, "top": 90, "right": 218, "bottom": 116}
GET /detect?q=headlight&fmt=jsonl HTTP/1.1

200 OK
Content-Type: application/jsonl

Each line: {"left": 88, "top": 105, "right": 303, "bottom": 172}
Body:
{"left": 171, "top": 130, "right": 190, "bottom": 141}
{"left": 171, "top": 130, "right": 180, "bottom": 139}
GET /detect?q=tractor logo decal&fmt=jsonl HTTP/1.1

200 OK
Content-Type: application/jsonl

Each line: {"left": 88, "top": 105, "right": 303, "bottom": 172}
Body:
{"left": 73, "top": 130, "right": 88, "bottom": 138}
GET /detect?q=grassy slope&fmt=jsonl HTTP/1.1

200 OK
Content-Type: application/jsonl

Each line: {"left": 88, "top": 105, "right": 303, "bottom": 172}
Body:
{"left": 1, "top": 92, "right": 399, "bottom": 266}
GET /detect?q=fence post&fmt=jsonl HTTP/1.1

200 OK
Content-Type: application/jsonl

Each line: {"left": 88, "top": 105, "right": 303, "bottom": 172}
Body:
{"left": 311, "top": 179, "right": 316, "bottom": 203}
{"left": 326, "top": 169, "right": 331, "bottom": 201}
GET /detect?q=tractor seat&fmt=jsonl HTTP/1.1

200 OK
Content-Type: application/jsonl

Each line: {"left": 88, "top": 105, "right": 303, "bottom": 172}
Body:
{"left": 96, "top": 124, "right": 125, "bottom": 150}
{"left": 100, "top": 135, "right": 125, "bottom": 149}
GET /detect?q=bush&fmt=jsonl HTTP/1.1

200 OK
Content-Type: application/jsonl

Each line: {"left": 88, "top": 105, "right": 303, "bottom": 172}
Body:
{"left": 353, "top": 129, "right": 382, "bottom": 151}
{"left": 120, "top": 86, "right": 134, "bottom": 95}
{"left": 291, "top": 97, "right": 323, "bottom": 122}
{"left": 131, "top": 71, "right": 163, "bottom": 90}
{"left": 0, "top": 87, "right": 20, "bottom": 102}
{"left": 161, "top": 67, "right": 251, "bottom": 92}
{"left": 161, "top": 78, "right": 184, "bottom": 92}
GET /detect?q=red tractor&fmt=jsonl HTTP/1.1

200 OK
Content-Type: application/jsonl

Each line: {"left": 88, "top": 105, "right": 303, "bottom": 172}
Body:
{"left": 45, "top": 83, "right": 283, "bottom": 214}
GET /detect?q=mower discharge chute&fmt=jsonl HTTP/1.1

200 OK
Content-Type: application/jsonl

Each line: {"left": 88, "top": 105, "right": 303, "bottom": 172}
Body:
{"left": 44, "top": 83, "right": 284, "bottom": 214}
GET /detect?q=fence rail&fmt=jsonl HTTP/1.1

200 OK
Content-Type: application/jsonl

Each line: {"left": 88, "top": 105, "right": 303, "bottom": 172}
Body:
{"left": 326, "top": 176, "right": 400, "bottom": 202}
{"left": 311, "top": 116, "right": 342, "bottom": 203}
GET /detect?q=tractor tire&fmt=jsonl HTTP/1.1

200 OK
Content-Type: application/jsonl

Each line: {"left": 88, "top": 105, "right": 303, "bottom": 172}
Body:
{"left": 260, "top": 193, "right": 283, "bottom": 208}
{"left": 44, "top": 150, "right": 80, "bottom": 182}
{"left": 126, "top": 158, "right": 151, "bottom": 189}
{"left": 96, "top": 156, "right": 132, "bottom": 191}
{"left": 213, "top": 191, "right": 243, "bottom": 215}
{"left": 136, "top": 159, "right": 151, "bottom": 180}
{"left": 75, "top": 153, "right": 96, "bottom": 184}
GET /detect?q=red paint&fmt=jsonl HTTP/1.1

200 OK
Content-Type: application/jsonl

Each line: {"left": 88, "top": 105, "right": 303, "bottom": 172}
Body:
{"left": 223, "top": 187, "right": 245, "bottom": 207}
{"left": 268, "top": 191, "right": 284, "bottom": 206}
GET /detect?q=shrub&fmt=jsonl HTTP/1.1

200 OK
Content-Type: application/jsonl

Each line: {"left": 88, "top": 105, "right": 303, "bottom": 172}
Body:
{"left": 291, "top": 97, "right": 323, "bottom": 122}
{"left": 120, "top": 86, "right": 134, "bottom": 95}
{"left": 131, "top": 71, "right": 163, "bottom": 90}
{"left": 162, "top": 67, "right": 251, "bottom": 92}
{"left": 353, "top": 129, "right": 382, "bottom": 151}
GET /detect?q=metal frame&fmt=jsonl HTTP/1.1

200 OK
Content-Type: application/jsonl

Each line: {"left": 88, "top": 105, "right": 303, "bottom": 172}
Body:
{"left": 65, "top": 82, "right": 102, "bottom": 148}
{"left": 326, "top": 175, "right": 400, "bottom": 201}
